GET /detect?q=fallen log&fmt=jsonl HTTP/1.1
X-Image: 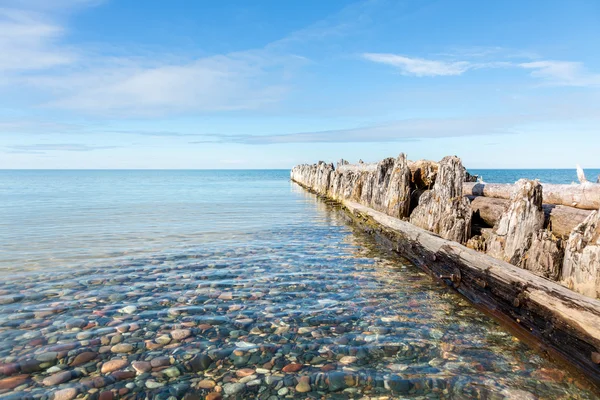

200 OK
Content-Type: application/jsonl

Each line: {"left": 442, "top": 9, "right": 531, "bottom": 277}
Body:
{"left": 469, "top": 196, "right": 592, "bottom": 239}
{"left": 463, "top": 182, "right": 600, "bottom": 211}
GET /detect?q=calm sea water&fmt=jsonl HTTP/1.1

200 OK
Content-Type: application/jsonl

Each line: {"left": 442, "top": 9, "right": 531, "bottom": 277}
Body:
{"left": 0, "top": 170, "right": 597, "bottom": 399}
{"left": 469, "top": 169, "right": 600, "bottom": 184}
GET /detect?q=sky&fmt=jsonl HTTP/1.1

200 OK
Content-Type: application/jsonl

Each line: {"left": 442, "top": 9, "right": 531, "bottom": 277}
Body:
{"left": 1, "top": 0, "right": 599, "bottom": 169}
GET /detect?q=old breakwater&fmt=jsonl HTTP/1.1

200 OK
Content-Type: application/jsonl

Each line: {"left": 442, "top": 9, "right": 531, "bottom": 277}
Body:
{"left": 291, "top": 154, "right": 600, "bottom": 389}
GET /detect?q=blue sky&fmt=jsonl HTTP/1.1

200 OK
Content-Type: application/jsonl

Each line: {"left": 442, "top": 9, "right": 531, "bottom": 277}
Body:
{"left": 1, "top": 0, "right": 599, "bottom": 169}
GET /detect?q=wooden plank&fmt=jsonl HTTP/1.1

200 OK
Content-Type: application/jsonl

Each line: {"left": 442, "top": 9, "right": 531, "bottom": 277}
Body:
{"left": 464, "top": 182, "right": 600, "bottom": 211}
{"left": 468, "top": 195, "right": 592, "bottom": 238}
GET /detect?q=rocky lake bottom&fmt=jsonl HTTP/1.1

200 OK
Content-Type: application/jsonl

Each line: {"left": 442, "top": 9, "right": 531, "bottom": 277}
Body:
{"left": 1, "top": 170, "right": 599, "bottom": 399}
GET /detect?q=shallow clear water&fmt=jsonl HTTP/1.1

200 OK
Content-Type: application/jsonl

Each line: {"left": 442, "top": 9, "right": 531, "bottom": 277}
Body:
{"left": 0, "top": 170, "right": 597, "bottom": 399}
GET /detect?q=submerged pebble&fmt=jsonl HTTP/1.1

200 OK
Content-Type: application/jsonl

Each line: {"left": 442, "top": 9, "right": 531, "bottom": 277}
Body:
{"left": 0, "top": 179, "right": 597, "bottom": 399}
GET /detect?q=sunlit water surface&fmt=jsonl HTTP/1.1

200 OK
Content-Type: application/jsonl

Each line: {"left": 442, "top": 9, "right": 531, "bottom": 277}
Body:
{"left": 0, "top": 170, "right": 597, "bottom": 400}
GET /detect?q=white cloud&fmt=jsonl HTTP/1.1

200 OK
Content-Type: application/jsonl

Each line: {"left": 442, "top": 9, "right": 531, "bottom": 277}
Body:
{"left": 0, "top": 8, "right": 75, "bottom": 73}
{"left": 28, "top": 52, "right": 296, "bottom": 115}
{"left": 363, "top": 53, "right": 473, "bottom": 76}
{"left": 0, "top": 1, "right": 303, "bottom": 116}
{"left": 519, "top": 61, "right": 600, "bottom": 87}
{"left": 364, "top": 52, "right": 600, "bottom": 87}
{"left": 5, "top": 143, "right": 118, "bottom": 153}
{"left": 192, "top": 114, "right": 534, "bottom": 145}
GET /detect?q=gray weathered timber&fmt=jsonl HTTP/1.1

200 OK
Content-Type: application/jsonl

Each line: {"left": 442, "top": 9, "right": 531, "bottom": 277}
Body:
{"left": 336, "top": 197, "right": 600, "bottom": 389}
{"left": 477, "top": 180, "right": 563, "bottom": 280}
{"left": 293, "top": 154, "right": 413, "bottom": 219}
{"left": 409, "top": 156, "right": 471, "bottom": 244}
{"left": 561, "top": 211, "right": 600, "bottom": 298}
{"left": 464, "top": 182, "right": 600, "bottom": 210}
{"left": 486, "top": 180, "right": 545, "bottom": 264}
{"left": 469, "top": 195, "right": 592, "bottom": 239}
{"left": 292, "top": 156, "right": 600, "bottom": 299}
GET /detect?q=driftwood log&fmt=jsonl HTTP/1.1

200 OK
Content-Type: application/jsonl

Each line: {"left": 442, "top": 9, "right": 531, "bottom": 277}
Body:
{"left": 291, "top": 176, "right": 600, "bottom": 389}
{"left": 469, "top": 196, "right": 593, "bottom": 239}
{"left": 339, "top": 199, "right": 600, "bottom": 389}
{"left": 410, "top": 156, "right": 471, "bottom": 244}
{"left": 292, "top": 156, "right": 600, "bottom": 299}
{"left": 464, "top": 182, "right": 600, "bottom": 211}
{"left": 561, "top": 210, "right": 600, "bottom": 298}
{"left": 485, "top": 180, "right": 545, "bottom": 265}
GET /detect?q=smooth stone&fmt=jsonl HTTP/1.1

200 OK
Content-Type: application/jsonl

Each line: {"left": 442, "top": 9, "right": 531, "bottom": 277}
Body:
{"left": 150, "top": 356, "right": 171, "bottom": 368}
{"left": 109, "top": 294, "right": 126, "bottom": 302}
{"left": 171, "top": 329, "right": 191, "bottom": 341}
{"left": 121, "top": 306, "right": 137, "bottom": 314}
{"left": 239, "top": 375, "right": 257, "bottom": 384}
{"left": 163, "top": 367, "right": 181, "bottom": 378}
{"left": 223, "top": 382, "right": 245, "bottom": 396}
{"left": 205, "top": 393, "right": 222, "bottom": 400}
{"left": 76, "top": 332, "right": 92, "bottom": 340}
{"left": 277, "top": 387, "right": 289, "bottom": 396}
{"left": 145, "top": 380, "right": 164, "bottom": 389}
{"left": 282, "top": 363, "right": 303, "bottom": 373}
{"left": 296, "top": 376, "right": 311, "bottom": 393}
{"left": 156, "top": 335, "right": 172, "bottom": 345}
{"left": 19, "top": 359, "right": 42, "bottom": 373}
{"left": 339, "top": 356, "right": 357, "bottom": 365}
{"left": 53, "top": 388, "right": 79, "bottom": 400}
{"left": 256, "top": 368, "right": 270, "bottom": 374}
{"left": 236, "top": 368, "right": 255, "bottom": 378}
{"left": 388, "top": 377, "right": 413, "bottom": 394}
{"left": 110, "top": 335, "right": 123, "bottom": 345}
{"left": 0, "top": 375, "right": 29, "bottom": 390}
{"left": 246, "top": 379, "right": 262, "bottom": 387}
{"left": 111, "top": 370, "right": 135, "bottom": 381}
{"left": 99, "top": 391, "right": 114, "bottom": 400}
{"left": 0, "top": 363, "right": 19, "bottom": 376}
{"left": 111, "top": 343, "right": 133, "bottom": 353}
{"left": 328, "top": 372, "right": 347, "bottom": 392}
{"left": 66, "top": 318, "right": 86, "bottom": 329}
{"left": 42, "top": 370, "right": 72, "bottom": 386}
{"left": 189, "top": 354, "right": 211, "bottom": 371}
{"left": 218, "top": 292, "right": 233, "bottom": 300}
{"left": 71, "top": 351, "right": 97, "bottom": 366}
{"left": 197, "top": 379, "right": 216, "bottom": 389}
{"left": 36, "top": 352, "right": 58, "bottom": 362}
{"left": 80, "top": 376, "right": 106, "bottom": 389}
{"left": 132, "top": 361, "right": 152, "bottom": 374}
{"left": 101, "top": 359, "right": 128, "bottom": 373}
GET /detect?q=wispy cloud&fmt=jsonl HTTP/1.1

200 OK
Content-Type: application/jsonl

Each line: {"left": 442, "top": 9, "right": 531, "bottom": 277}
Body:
{"left": 32, "top": 52, "right": 297, "bottom": 116}
{"left": 0, "top": 1, "right": 305, "bottom": 116}
{"left": 4, "top": 143, "right": 119, "bottom": 154}
{"left": 190, "top": 115, "right": 534, "bottom": 145}
{"left": 0, "top": 8, "right": 75, "bottom": 74}
{"left": 520, "top": 61, "right": 600, "bottom": 87}
{"left": 364, "top": 52, "right": 600, "bottom": 87}
{"left": 106, "top": 130, "right": 200, "bottom": 137}
{"left": 363, "top": 53, "right": 473, "bottom": 76}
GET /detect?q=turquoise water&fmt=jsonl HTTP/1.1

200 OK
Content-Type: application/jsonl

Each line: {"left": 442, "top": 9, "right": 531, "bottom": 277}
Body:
{"left": 469, "top": 169, "right": 600, "bottom": 184}
{"left": 0, "top": 170, "right": 597, "bottom": 399}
